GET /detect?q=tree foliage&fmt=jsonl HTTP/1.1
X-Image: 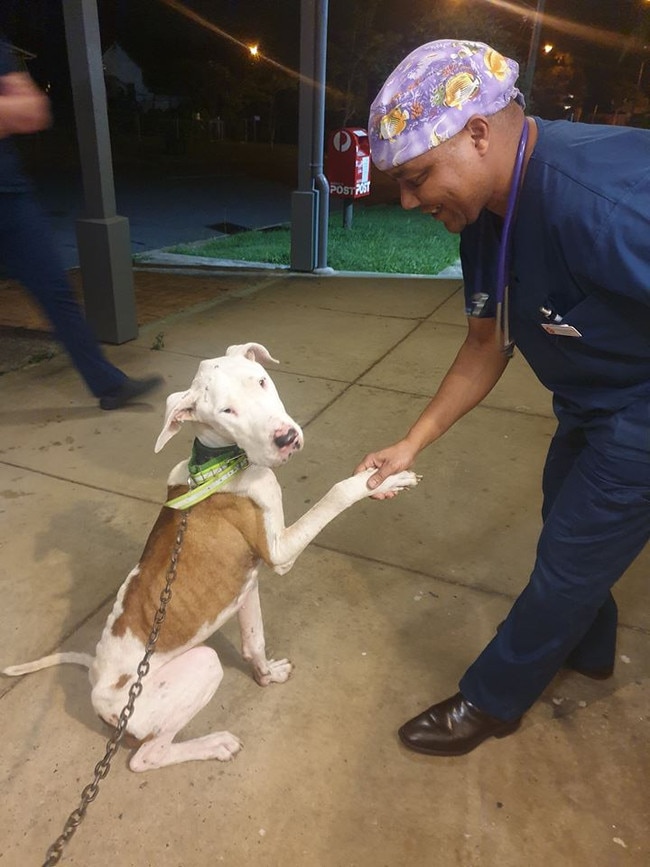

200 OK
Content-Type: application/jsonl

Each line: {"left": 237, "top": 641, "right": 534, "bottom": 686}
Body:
{"left": 325, "top": 0, "right": 523, "bottom": 127}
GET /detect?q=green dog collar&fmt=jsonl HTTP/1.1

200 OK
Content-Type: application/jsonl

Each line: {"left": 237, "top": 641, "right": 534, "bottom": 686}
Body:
{"left": 165, "top": 439, "right": 249, "bottom": 510}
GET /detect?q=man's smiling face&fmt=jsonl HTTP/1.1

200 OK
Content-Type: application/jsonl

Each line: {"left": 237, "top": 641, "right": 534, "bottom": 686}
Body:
{"left": 386, "top": 123, "right": 494, "bottom": 234}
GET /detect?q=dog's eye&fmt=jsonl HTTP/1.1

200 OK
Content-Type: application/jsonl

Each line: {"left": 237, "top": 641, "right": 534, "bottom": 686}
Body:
{"left": 259, "top": 378, "right": 267, "bottom": 388}
{"left": 221, "top": 408, "right": 233, "bottom": 414}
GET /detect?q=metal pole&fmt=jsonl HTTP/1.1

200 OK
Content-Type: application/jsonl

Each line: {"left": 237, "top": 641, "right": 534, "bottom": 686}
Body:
{"left": 290, "top": 0, "right": 318, "bottom": 270}
{"left": 637, "top": 58, "right": 647, "bottom": 88}
{"left": 62, "top": 0, "right": 137, "bottom": 343}
{"left": 290, "top": 0, "right": 329, "bottom": 271}
{"left": 313, "top": 0, "right": 329, "bottom": 269}
{"left": 521, "top": 0, "right": 546, "bottom": 106}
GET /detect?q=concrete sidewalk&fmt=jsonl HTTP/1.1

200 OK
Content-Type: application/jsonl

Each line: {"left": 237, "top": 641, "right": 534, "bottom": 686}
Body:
{"left": 0, "top": 269, "right": 648, "bottom": 866}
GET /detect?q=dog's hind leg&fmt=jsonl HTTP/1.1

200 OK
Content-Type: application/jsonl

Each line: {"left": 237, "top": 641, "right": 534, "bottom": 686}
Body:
{"left": 238, "top": 583, "right": 293, "bottom": 686}
{"left": 125, "top": 645, "right": 242, "bottom": 771}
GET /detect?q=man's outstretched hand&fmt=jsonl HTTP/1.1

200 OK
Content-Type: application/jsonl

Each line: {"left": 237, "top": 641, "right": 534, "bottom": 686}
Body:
{"left": 354, "top": 440, "right": 419, "bottom": 500}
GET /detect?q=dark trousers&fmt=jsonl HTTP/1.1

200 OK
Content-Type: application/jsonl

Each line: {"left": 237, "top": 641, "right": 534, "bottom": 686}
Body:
{"left": 460, "top": 415, "right": 650, "bottom": 721}
{"left": 0, "top": 191, "right": 125, "bottom": 397}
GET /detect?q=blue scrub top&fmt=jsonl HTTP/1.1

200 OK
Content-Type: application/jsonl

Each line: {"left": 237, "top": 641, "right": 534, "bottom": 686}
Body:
{"left": 461, "top": 118, "right": 650, "bottom": 460}
{"left": 461, "top": 118, "right": 650, "bottom": 410}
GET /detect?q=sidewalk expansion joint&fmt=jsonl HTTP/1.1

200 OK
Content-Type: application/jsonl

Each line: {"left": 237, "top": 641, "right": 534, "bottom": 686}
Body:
{"left": 0, "top": 460, "right": 164, "bottom": 508}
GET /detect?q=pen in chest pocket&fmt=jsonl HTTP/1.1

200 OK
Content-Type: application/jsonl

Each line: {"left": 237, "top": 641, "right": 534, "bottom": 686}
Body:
{"left": 539, "top": 306, "right": 563, "bottom": 323}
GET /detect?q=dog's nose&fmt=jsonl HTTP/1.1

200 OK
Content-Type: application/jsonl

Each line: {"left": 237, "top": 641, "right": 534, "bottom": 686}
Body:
{"left": 274, "top": 427, "right": 300, "bottom": 449}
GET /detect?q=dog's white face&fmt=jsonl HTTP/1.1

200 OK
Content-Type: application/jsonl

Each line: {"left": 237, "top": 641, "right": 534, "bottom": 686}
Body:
{"left": 155, "top": 343, "right": 304, "bottom": 467}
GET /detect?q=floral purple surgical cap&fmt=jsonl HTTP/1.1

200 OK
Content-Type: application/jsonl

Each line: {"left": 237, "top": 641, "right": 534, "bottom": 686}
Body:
{"left": 368, "top": 39, "right": 524, "bottom": 171}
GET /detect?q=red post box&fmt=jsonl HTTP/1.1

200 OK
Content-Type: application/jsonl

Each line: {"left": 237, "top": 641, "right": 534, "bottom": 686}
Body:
{"left": 326, "top": 128, "right": 371, "bottom": 200}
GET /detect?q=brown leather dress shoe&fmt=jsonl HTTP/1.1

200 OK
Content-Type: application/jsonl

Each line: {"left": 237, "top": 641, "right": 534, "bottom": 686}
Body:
{"left": 398, "top": 692, "right": 521, "bottom": 757}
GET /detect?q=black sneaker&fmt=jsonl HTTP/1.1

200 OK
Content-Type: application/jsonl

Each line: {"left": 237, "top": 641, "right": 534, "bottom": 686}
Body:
{"left": 99, "top": 375, "right": 164, "bottom": 410}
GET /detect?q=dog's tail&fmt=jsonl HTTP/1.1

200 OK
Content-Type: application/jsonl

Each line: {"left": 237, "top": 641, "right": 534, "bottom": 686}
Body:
{"left": 2, "top": 652, "right": 93, "bottom": 677}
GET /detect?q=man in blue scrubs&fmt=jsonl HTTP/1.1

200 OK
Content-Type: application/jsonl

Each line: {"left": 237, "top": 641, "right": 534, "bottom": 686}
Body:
{"left": 0, "top": 35, "right": 162, "bottom": 409}
{"left": 357, "top": 39, "right": 650, "bottom": 756}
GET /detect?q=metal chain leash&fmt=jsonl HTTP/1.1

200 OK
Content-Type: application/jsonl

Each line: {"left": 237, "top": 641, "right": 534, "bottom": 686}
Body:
{"left": 42, "top": 510, "right": 191, "bottom": 867}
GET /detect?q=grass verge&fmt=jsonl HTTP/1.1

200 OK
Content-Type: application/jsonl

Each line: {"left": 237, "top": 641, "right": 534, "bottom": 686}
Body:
{"left": 168, "top": 204, "right": 460, "bottom": 275}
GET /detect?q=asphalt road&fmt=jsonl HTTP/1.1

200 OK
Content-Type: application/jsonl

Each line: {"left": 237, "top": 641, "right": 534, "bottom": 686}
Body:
{"left": 31, "top": 165, "right": 293, "bottom": 270}
{"left": 0, "top": 163, "right": 293, "bottom": 373}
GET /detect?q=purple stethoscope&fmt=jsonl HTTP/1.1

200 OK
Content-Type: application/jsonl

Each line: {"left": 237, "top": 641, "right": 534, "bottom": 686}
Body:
{"left": 495, "top": 118, "right": 530, "bottom": 354}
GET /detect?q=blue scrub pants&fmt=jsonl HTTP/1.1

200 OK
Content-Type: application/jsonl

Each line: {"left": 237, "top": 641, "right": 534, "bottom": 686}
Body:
{"left": 0, "top": 192, "right": 125, "bottom": 397}
{"left": 460, "top": 416, "right": 650, "bottom": 722}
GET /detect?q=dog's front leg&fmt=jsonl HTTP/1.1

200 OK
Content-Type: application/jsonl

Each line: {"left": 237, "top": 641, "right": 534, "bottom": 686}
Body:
{"left": 237, "top": 581, "right": 293, "bottom": 686}
{"left": 267, "top": 468, "right": 419, "bottom": 573}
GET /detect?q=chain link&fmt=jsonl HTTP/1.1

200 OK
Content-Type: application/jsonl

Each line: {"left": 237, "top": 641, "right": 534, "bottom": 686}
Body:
{"left": 42, "top": 510, "right": 190, "bottom": 866}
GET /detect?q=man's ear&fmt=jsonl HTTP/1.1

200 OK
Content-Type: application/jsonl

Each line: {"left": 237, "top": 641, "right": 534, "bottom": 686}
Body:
{"left": 465, "top": 114, "right": 490, "bottom": 155}
{"left": 154, "top": 390, "right": 197, "bottom": 453}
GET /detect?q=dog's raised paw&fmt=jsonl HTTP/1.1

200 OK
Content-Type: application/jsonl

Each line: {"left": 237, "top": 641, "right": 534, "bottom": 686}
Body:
{"left": 377, "top": 470, "right": 421, "bottom": 494}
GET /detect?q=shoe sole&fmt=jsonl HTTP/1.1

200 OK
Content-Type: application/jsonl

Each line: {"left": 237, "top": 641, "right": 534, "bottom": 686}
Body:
{"left": 398, "top": 719, "right": 522, "bottom": 757}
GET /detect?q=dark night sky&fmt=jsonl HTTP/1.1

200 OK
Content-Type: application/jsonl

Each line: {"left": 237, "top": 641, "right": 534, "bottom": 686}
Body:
{"left": 0, "top": 1, "right": 301, "bottom": 108}
{"left": 0, "top": 1, "right": 647, "bottom": 116}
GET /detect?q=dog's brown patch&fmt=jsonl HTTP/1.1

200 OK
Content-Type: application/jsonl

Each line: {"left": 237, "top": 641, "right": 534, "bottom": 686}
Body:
{"left": 122, "top": 731, "right": 154, "bottom": 750}
{"left": 113, "top": 674, "right": 130, "bottom": 690}
{"left": 111, "top": 488, "right": 271, "bottom": 653}
{"left": 99, "top": 714, "right": 154, "bottom": 749}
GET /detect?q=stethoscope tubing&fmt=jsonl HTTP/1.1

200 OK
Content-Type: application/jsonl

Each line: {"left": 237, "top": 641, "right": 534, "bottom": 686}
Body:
{"left": 495, "top": 118, "right": 530, "bottom": 353}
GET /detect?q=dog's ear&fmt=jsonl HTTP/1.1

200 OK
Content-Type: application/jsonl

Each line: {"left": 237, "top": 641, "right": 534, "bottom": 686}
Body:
{"left": 225, "top": 343, "right": 279, "bottom": 366}
{"left": 154, "top": 390, "right": 196, "bottom": 453}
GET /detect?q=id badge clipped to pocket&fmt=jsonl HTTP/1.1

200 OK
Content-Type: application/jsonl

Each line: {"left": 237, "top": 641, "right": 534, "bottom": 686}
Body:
{"left": 540, "top": 322, "right": 582, "bottom": 338}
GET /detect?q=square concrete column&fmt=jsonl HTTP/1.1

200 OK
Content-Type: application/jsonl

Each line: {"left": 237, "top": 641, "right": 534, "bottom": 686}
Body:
{"left": 63, "top": 0, "right": 137, "bottom": 343}
{"left": 75, "top": 216, "right": 137, "bottom": 343}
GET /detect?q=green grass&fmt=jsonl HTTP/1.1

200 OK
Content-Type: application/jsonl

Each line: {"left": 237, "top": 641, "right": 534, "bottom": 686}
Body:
{"left": 168, "top": 204, "right": 460, "bottom": 275}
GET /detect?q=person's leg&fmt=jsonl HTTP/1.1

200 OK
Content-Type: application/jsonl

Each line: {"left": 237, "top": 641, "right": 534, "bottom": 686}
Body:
{"left": 540, "top": 423, "right": 586, "bottom": 522}
{"left": 0, "top": 192, "right": 127, "bottom": 397}
{"left": 460, "top": 444, "right": 650, "bottom": 722}
{"left": 564, "top": 594, "right": 618, "bottom": 675}
{"left": 541, "top": 425, "right": 618, "bottom": 675}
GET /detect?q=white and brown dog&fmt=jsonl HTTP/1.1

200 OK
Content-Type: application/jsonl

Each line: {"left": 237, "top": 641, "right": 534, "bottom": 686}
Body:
{"left": 3, "top": 343, "right": 419, "bottom": 772}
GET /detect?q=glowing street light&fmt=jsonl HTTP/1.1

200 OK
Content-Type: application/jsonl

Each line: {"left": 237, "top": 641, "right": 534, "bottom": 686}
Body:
{"left": 249, "top": 44, "right": 259, "bottom": 58}
{"left": 543, "top": 43, "right": 553, "bottom": 54}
